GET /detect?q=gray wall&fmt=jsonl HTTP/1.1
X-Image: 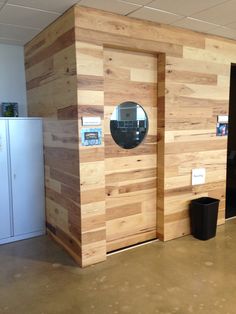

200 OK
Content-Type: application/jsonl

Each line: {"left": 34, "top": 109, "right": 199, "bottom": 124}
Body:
{"left": 0, "top": 44, "right": 27, "bottom": 116}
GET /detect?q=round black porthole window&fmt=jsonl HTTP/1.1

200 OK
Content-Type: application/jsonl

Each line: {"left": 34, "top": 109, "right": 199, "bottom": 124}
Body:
{"left": 110, "top": 101, "right": 149, "bottom": 149}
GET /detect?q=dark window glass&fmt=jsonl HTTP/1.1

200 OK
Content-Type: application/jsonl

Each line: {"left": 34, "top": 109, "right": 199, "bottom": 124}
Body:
{"left": 110, "top": 101, "right": 148, "bottom": 149}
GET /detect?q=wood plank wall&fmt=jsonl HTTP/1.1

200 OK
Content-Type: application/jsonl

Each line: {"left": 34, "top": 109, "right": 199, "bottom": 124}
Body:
{"left": 25, "top": 8, "right": 83, "bottom": 265}
{"left": 25, "top": 4, "right": 234, "bottom": 266}
{"left": 104, "top": 48, "right": 158, "bottom": 252}
{"left": 74, "top": 5, "right": 231, "bottom": 248}
{"left": 76, "top": 41, "right": 106, "bottom": 267}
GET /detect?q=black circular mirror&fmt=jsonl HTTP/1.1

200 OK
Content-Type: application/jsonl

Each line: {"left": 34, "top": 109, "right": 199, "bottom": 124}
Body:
{"left": 110, "top": 101, "right": 148, "bottom": 149}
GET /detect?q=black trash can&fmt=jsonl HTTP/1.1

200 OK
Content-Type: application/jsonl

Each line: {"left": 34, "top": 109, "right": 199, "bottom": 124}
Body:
{"left": 189, "top": 197, "right": 219, "bottom": 240}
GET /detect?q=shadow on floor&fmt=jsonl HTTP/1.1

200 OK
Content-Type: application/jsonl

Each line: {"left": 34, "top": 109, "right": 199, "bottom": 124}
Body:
{"left": 0, "top": 235, "right": 77, "bottom": 267}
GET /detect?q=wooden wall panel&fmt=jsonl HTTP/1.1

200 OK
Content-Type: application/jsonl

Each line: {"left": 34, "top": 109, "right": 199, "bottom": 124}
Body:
{"left": 76, "top": 41, "right": 106, "bottom": 267}
{"left": 73, "top": 5, "right": 231, "bottom": 245}
{"left": 25, "top": 9, "right": 83, "bottom": 265}
{"left": 164, "top": 45, "right": 230, "bottom": 239}
{"left": 25, "top": 4, "right": 235, "bottom": 266}
{"left": 157, "top": 54, "right": 165, "bottom": 240}
{"left": 103, "top": 47, "right": 158, "bottom": 252}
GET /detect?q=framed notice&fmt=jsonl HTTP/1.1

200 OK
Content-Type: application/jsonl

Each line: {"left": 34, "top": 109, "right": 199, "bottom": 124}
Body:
{"left": 81, "top": 128, "right": 102, "bottom": 146}
{"left": 216, "top": 123, "right": 228, "bottom": 136}
{"left": 1, "top": 103, "right": 18, "bottom": 117}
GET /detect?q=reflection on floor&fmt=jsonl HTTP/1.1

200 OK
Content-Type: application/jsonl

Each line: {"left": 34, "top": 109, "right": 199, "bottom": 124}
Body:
{"left": 0, "top": 219, "right": 236, "bottom": 314}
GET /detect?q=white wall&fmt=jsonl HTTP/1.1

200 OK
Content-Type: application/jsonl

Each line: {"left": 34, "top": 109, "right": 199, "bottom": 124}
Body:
{"left": 0, "top": 44, "right": 27, "bottom": 116}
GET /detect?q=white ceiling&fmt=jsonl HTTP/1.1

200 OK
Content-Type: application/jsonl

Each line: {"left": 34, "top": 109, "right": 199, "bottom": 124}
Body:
{"left": 1, "top": 0, "right": 236, "bottom": 46}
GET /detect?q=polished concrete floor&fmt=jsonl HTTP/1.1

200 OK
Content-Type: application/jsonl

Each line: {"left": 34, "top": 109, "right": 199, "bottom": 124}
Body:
{"left": 1, "top": 220, "right": 236, "bottom": 314}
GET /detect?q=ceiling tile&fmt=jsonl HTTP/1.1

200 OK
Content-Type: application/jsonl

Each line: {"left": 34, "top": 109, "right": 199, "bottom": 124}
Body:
{"left": 207, "top": 26, "right": 236, "bottom": 39}
{"left": 147, "top": 0, "right": 227, "bottom": 16}
{"left": 129, "top": 6, "right": 183, "bottom": 24}
{"left": 121, "top": 0, "right": 153, "bottom": 5}
{"left": 79, "top": 0, "right": 141, "bottom": 15}
{"left": 172, "top": 17, "right": 218, "bottom": 33}
{"left": 0, "top": 23, "right": 39, "bottom": 43}
{"left": 0, "top": 4, "right": 60, "bottom": 29}
{"left": 0, "top": 37, "right": 24, "bottom": 45}
{"left": 224, "top": 21, "right": 236, "bottom": 30}
{"left": 192, "top": 0, "right": 236, "bottom": 26}
{"left": 7, "top": 0, "right": 80, "bottom": 13}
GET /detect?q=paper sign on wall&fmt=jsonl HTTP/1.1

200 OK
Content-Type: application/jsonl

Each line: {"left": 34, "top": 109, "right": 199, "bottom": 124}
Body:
{"left": 217, "top": 115, "right": 228, "bottom": 123}
{"left": 216, "top": 115, "right": 228, "bottom": 136}
{"left": 192, "top": 168, "right": 206, "bottom": 186}
{"left": 82, "top": 117, "right": 101, "bottom": 126}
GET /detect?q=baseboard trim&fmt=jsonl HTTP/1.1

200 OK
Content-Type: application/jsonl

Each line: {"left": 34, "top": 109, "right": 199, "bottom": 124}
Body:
{"left": 226, "top": 216, "right": 236, "bottom": 221}
{"left": 0, "top": 230, "right": 46, "bottom": 245}
{"left": 107, "top": 238, "right": 159, "bottom": 256}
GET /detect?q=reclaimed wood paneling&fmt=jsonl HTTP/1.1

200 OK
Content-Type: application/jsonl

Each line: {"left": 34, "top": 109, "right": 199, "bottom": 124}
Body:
{"left": 25, "top": 9, "right": 83, "bottom": 265}
{"left": 74, "top": 5, "right": 230, "bottom": 245}
{"left": 104, "top": 47, "right": 158, "bottom": 252}
{"left": 76, "top": 41, "right": 106, "bottom": 267}
{"left": 25, "top": 4, "right": 233, "bottom": 266}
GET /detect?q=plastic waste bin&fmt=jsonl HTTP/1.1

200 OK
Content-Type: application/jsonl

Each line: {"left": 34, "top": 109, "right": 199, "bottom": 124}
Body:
{"left": 189, "top": 197, "right": 219, "bottom": 240}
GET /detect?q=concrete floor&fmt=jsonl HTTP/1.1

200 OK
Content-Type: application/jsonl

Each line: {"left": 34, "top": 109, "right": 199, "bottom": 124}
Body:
{"left": 0, "top": 220, "right": 236, "bottom": 314}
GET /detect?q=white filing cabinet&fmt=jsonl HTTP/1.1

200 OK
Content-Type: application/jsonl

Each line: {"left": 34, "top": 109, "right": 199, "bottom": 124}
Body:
{"left": 0, "top": 118, "right": 45, "bottom": 244}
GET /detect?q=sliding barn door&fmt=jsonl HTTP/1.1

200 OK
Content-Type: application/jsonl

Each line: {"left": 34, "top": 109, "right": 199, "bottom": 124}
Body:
{"left": 104, "top": 48, "right": 158, "bottom": 252}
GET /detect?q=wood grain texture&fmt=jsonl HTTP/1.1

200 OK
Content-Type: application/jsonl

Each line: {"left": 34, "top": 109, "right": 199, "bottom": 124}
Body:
{"left": 76, "top": 41, "right": 107, "bottom": 266}
{"left": 25, "top": 4, "right": 232, "bottom": 266}
{"left": 104, "top": 47, "right": 158, "bottom": 252}
{"left": 157, "top": 54, "right": 165, "bottom": 240}
{"left": 25, "top": 8, "right": 82, "bottom": 266}
{"left": 73, "top": 5, "right": 230, "bottom": 243}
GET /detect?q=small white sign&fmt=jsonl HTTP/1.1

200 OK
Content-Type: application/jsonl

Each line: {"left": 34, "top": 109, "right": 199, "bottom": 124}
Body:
{"left": 82, "top": 116, "right": 101, "bottom": 126}
{"left": 217, "top": 115, "right": 228, "bottom": 123}
{"left": 192, "top": 168, "right": 206, "bottom": 186}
